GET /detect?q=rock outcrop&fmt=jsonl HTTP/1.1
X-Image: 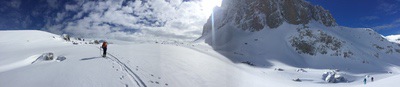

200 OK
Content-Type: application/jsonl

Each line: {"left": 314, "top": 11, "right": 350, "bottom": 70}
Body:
{"left": 202, "top": 0, "right": 337, "bottom": 35}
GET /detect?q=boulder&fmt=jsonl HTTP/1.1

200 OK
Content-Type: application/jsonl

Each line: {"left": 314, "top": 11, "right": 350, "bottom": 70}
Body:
{"left": 43, "top": 53, "right": 54, "bottom": 60}
{"left": 322, "top": 71, "right": 346, "bottom": 83}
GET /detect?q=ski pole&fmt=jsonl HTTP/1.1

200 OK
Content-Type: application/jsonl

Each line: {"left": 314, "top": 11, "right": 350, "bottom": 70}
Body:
{"left": 99, "top": 47, "right": 102, "bottom": 56}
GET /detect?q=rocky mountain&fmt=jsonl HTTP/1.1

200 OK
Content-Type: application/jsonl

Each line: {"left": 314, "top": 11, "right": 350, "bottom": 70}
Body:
{"left": 199, "top": 0, "right": 400, "bottom": 72}
{"left": 202, "top": 0, "right": 336, "bottom": 35}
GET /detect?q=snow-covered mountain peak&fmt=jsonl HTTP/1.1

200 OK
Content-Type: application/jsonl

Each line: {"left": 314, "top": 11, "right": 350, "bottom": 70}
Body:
{"left": 199, "top": 0, "right": 400, "bottom": 73}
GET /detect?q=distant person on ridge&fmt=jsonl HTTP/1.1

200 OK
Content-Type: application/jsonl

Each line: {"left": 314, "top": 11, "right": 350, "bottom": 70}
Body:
{"left": 371, "top": 77, "right": 374, "bottom": 82}
{"left": 363, "top": 78, "right": 367, "bottom": 84}
{"left": 101, "top": 41, "right": 108, "bottom": 57}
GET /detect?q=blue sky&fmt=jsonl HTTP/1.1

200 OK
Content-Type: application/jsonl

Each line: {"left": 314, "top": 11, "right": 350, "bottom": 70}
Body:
{"left": 307, "top": 0, "right": 400, "bottom": 36}
{"left": 0, "top": 0, "right": 213, "bottom": 41}
{"left": 0, "top": 0, "right": 399, "bottom": 41}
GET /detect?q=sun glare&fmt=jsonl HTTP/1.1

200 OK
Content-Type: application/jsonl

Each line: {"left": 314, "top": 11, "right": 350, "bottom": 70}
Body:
{"left": 200, "top": 0, "right": 222, "bottom": 16}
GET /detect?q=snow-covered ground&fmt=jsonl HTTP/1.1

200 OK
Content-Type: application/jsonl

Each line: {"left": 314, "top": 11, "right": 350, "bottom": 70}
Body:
{"left": 0, "top": 30, "right": 399, "bottom": 87}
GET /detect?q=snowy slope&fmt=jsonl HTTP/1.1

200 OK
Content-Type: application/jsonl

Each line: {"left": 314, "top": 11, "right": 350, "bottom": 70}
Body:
{"left": 201, "top": 21, "right": 400, "bottom": 72}
{"left": 197, "top": 0, "right": 400, "bottom": 86}
{"left": 0, "top": 29, "right": 400, "bottom": 87}
{"left": 360, "top": 74, "right": 400, "bottom": 87}
{"left": 0, "top": 30, "right": 286, "bottom": 87}
{"left": 0, "top": 30, "right": 133, "bottom": 87}
{"left": 199, "top": 0, "right": 400, "bottom": 74}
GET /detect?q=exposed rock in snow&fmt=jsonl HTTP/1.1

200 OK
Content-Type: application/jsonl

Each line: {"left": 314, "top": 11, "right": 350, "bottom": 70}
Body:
{"left": 202, "top": 0, "right": 337, "bottom": 34}
{"left": 198, "top": 0, "right": 400, "bottom": 72}
{"left": 322, "top": 71, "right": 346, "bottom": 83}
{"left": 56, "top": 56, "right": 66, "bottom": 62}
{"left": 290, "top": 28, "right": 345, "bottom": 56}
{"left": 296, "top": 68, "right": 307, "bottom": 72}
{"left": 275, "top": 68, "right": 284, "bottom": 71}
{"left": 292, "top": 78, "right": 301, "bottom": 82}
{"left": 43, "top": 53, "right": 54, "bottom": 60}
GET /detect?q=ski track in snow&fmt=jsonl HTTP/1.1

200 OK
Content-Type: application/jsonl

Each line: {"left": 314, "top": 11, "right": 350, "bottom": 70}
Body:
{"left": 2, "top": 30, "right": 400, "bottom": 87}
{"left": 105, "top": 52, "right": 147, "bottom": 87}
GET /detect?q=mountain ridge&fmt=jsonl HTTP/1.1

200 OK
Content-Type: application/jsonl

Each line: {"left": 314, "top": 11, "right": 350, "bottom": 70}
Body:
{"left": 199, "top": 0, "right": 400, "bottom": 72}
{"left": 202, "top": 0, "right": 337, "bottom": 35}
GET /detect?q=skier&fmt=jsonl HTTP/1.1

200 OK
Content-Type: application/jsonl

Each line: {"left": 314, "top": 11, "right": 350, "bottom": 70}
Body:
{"left": 101, "top": 41, "right": 108, "bottom": 57}
{"left": 363, "top": 78, "right": 367, "bottom": 84}
{"left": 371, "top": 77, "right": 374, "bottom": 82}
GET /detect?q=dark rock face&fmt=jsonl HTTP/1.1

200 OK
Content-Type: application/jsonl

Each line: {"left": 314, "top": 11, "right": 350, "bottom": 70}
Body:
{"left": 202, "top": 0, "right": 337, "bottom": 35}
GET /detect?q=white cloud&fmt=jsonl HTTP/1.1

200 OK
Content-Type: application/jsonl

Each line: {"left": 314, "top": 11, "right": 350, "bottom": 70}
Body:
{"left": 65, "top": 4, "right": 79, "bottom": 11}
{"left": 55, "top": 12, "right": 67, "bottom": 23}
{"left": 9, "top": 0, "right": 21, "bottom": 9}
{"left": 385, "top": 34, "right": 400, "bottom": 44}
{"left": 373, "top": 24, "right": 399, "bottom": 30}
{"left": 378, "top": 1, "right": 400, "bottom": 15}
{"left": 45, "top": 0, "right": 217, "bottom": 42}
{"left": 396, "top": 18, "right": 400, "bottom": 23}
{"left": 46, "top": 0, "right": 59, "bottom": 9}
{"left": 361, "top": 16, "right": 380, "bottom": 21}
{"left": 373, "top": 18, "right": 400, "bottom": 30}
